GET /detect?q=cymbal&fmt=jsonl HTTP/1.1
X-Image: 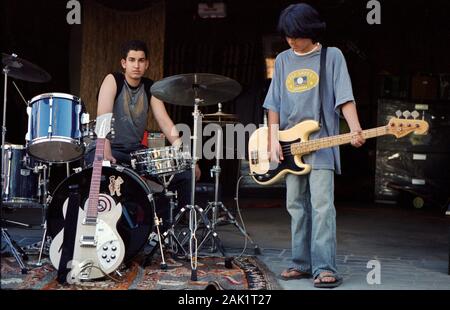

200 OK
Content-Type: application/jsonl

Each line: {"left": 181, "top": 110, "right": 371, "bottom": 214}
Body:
{"left": 203, "top": 119, "right": 239, "bottom": 126}
{"left": 2, "top": 53, "right": 51, "bottom": 83}
{"left": 203, "top": 111, "right": 238, "bottom": 119}
{"left": 151, "top": 73, "right": 241, "bottom": 106}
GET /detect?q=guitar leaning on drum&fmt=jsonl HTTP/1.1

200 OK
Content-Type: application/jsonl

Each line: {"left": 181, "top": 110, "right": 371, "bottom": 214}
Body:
{"left": 49, "top": 113, "right": 126, "bottom": 281}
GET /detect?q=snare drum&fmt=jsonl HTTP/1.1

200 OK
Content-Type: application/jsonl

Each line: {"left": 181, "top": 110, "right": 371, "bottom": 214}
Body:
{"left": 2, "top": 144, "right": 41, "bottom": 207}
{"left": 26, "top": 93, "right": 85, "bottom": 163}
{"left": 131, "top": 146, "right": 190, "bottom": 177}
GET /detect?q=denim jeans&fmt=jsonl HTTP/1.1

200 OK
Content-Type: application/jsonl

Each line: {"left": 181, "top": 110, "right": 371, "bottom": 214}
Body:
{"left": 285, "top": 169, "right": 337, "bottom": 278}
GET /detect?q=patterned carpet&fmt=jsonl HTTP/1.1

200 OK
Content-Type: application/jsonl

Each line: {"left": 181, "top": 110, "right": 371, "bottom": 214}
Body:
{"left": 1, "top": 253, "right": 280, "bottom": 290}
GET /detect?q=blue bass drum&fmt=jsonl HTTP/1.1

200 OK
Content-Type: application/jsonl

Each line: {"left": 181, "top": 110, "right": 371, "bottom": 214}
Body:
{"left": 26, "top": 93, "right": 84, "bottom": 163}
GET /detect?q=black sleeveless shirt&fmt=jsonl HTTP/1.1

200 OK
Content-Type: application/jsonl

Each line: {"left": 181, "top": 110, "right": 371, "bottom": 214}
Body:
{"left": 110, "top": 72, "right": 153, "bottom": 151}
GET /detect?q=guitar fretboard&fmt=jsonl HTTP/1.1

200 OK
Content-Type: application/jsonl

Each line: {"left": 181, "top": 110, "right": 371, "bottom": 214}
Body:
{"left": 86, "top": 138, "right": 106, "bottom": 221}
{"left": 291, "top": 126, "right": 388, "bottom": 154}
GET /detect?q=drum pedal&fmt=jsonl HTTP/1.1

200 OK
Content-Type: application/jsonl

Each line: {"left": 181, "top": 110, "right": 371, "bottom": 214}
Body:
{"left": 142, "top": 232, "right": 159, "bottom": 267}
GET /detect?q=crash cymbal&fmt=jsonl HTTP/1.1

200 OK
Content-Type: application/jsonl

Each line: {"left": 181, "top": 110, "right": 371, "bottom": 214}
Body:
{"left": 151, "top": 73, "right": 241, "bottom": 106}
{"left": 2, "top": 53, "right": 51, "bottom": 83}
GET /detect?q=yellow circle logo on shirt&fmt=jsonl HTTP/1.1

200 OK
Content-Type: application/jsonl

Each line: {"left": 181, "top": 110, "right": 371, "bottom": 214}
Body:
{"left": 286, "top": 69, "right": 319, "bottom": 93}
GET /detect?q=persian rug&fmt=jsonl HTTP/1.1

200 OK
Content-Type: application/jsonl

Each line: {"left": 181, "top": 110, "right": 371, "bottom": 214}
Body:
{"left": 1, "top": 253, "right": 280, "bottom": 290}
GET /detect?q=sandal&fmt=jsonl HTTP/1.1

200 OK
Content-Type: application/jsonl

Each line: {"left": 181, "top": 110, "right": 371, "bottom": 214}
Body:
{"left": 313, "top": 272, "right": 343, "bottom": 288}
{"left": 279, "top": 268, "right": 311, "bottom": 280}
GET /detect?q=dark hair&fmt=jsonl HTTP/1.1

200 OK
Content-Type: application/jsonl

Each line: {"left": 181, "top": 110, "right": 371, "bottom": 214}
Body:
{"left": 120, "top": 40, "right": 149, "bottom": 59}
{"left": 277, "top": 3, "right": 326, "bottom": 42}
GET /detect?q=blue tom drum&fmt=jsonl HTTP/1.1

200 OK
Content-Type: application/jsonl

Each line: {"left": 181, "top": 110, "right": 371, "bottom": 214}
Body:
{"left": 26, "top": 93, "right": 85, "bottom": 163}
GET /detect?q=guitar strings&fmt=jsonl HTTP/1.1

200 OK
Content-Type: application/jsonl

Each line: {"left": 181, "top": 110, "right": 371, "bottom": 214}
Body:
{"left": 277, "top": 129, "right": 379, "bottom": 152}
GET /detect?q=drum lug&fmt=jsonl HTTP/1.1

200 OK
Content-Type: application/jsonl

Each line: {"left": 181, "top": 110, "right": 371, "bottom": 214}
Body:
{"left": 48, "top": 96, "right": 53, "bottom": 135}
{"left": 25, "top": 106, "right": 31, "bottom": 141}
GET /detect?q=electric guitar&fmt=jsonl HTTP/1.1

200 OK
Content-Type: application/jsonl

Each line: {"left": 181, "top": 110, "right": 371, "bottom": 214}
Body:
{"left": 248, "top": 114, "right": 429, "bottom": 185}
{"left": 49, "top": 113, "right": 125, "bottom": 281}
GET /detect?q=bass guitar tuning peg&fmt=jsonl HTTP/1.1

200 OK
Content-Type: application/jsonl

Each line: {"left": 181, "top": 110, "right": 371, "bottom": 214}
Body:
{"left": 411, "top": 110, "right": 420, "bottom": 120}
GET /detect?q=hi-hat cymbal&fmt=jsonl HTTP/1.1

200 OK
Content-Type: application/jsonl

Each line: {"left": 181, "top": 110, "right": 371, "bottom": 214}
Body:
{"left": 2, "top": 53, "right": 51, "bottom": 83}
{"left": 151, "top": 73, "right": 241, "bottom": 106}
{"left": 203, "top": 111, "right": 238, "bottom": 119}
{"left": 203, "top": 119, "right": 239, "bottom": 126}
{"left": 203, "top": 111, "right": 239, "bottom": 125}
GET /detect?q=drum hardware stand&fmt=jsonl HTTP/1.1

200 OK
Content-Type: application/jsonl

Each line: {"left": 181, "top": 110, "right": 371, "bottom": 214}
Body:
{"left": 0, "top": 57, "right": 28, "bottom": 273}
{"left": 1, "top": 228, "right": 28, "bottom": 274}
{"left": 35, "top": 163, "right": 50, "bottom": 267}
{"left": 186, "top": 94, "right": 204, "bottom": 281}
{"left": 1, "top": 60, "right": 12, "bottom": 204}
{"left": 181, "top": 93, "right": 226, "bottom": 281}
{"left": 148, "top": 193, "right": 168, "bottom": 270}
{"left": 201, "top": 125, "right": 259, "bottom": 253}
{"left": 159, "top": 174, "right": 188, "bottom": 258}
{"left": 150, "top": 73, "right": 242, "bottom": 279}
{"left": 1, "top": 219, "right": 31, "bottom": 228}
{"left": 12, "top": 81, "right": 28, "bottom": 107}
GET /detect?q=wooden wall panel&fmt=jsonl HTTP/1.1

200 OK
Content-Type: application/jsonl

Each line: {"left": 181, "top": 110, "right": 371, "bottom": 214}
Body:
{"left": 80, "top": 0, "right": 165, "bottom": 130}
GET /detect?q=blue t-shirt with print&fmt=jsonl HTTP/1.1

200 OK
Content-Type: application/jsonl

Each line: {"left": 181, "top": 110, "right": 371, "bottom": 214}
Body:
{"left": 263, "top": 47, "right": 355, "bottom": 174}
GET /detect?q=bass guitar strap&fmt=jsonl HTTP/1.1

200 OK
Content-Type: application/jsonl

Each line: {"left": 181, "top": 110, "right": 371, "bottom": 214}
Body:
{"left": 319, "top": 46, "right": 329, "bottom": 136}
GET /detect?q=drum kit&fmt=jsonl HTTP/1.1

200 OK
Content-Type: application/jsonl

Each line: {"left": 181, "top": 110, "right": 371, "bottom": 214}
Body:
{"left": 1, "top": 53, "right": 256, "bottom": 281}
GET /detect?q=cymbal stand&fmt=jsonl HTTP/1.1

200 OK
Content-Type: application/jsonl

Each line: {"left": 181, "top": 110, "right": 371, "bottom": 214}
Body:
{"left": 1, "top": 62, "right": 11, "bottom": 203}
{"left": 1, "top": 58, "right": 28, "bottom": 273}
{"left": 201, "top": 123, "right": 258, "bottom": 252}
{"left": 187, "top": 98, "right": 201, "bottom": 281}
{"left": 182, "top": 95, "right": 226, "bottom": 281}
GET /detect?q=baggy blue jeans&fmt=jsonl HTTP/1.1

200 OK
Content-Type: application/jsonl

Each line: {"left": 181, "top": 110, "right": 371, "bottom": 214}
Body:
{"left": 285, "top": 169, "right": 337, "bottom": 278}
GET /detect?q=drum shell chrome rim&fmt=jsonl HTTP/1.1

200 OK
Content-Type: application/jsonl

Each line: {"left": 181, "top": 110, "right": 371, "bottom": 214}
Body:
{"left": 2, "top": 198, "right": 41, "bottom": 206}
{"left": 3, "top": 144, "right": 26, "bottom": 150}
{"left": 27, "top": 137, "right": 84, "bottom": 163}
{"left": 30, "top": 92, "right": 81, "bottom": 103}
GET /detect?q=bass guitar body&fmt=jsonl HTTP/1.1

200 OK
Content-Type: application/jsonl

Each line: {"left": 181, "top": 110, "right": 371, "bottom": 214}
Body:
{"left": 248, "top": 120, "right": 319, "bottom": 185}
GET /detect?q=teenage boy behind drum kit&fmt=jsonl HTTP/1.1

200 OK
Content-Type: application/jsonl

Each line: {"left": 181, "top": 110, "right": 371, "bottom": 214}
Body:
{"left": 85, "top": 40, "right": 201, "bottom": 229}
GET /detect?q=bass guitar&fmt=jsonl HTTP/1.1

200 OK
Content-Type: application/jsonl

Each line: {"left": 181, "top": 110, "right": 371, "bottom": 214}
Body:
{"left": 248, "top": 114, "right": 429, "bottom": 185}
